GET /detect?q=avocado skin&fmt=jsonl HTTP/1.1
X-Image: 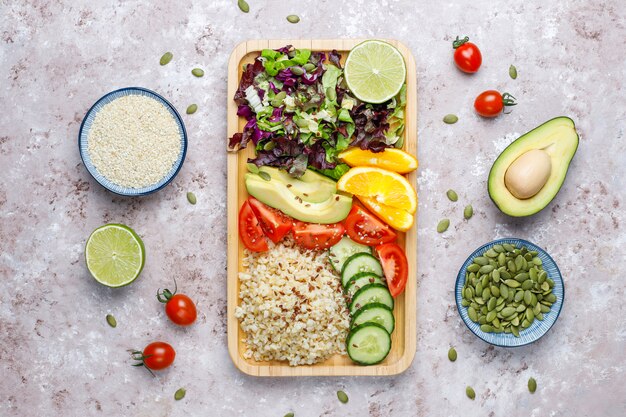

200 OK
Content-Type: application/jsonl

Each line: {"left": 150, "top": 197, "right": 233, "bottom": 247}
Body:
{"left": 245, "top": 174, "right": 353, "bottom": 224}
{"left": 488, "top": 116, "right": 579, "bottom": 217}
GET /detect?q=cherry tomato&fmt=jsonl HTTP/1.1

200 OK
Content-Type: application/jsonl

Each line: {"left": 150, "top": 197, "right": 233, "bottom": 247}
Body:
{"left": 238, "top": 200, "right": 268, "bottom": 252}
{"left": 344, "top": 205, "right": 397, "bottom": 246}
{"left": 157, "top": 280, "right": 197, "bottom": 326}
{"left": 292, "top": 221, "right": 345, "bottom": 250}
{"left": 474, "top": 90, "right": 517, "bottom": 118}
{"left": 248, "top": 197, "right": 293, "bottom": 243}
{"left": 452, "top": 36, "right": 482, "bottom": 73}
{"left": 132, "top": 342, "right": 176, "bottom": 371}
{"left": 375, "top": 243, "right": 408, "bottom": 297}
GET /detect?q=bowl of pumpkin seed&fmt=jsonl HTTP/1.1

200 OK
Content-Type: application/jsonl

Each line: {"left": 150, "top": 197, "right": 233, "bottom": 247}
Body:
{"left": 455, "top": 238, "right": 564, "bottom": 347}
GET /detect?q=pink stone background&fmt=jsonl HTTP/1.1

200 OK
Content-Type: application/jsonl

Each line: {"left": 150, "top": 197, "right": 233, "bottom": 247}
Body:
{"left": 1, "top": 1, "right": 624, "bottom": 416}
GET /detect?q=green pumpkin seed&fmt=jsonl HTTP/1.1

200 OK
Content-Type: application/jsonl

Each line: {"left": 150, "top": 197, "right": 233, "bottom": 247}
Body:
{"left": 468, "top": 307, "right": 478, "bottom": 322}
{"left": 186, "top": 192, "right": 197, "bottom": 205}
{"left": 480, "top": 324, "right": 494, "bottom": 333}
{"left": 509, "top": 64, "right": 518, "bottom": 79}
{"left": 326, "top": 87, "right": 337, "bottom": 101}
{"left": 536, "top": 312, "right": 544, "bottom": 321}
{"left": 446, "top": 189, "right": 458, "bottom": 202}
{"left": 337, "top": 390, "right": 349, "bottom": 404}
{"left": 186, "top": 104, "right": 198, "bottom": 114}
{"left": 532, "top": 257, "right": 543, "bottom": 266}
{"left": 514, "top": 290, "right": 524, "bottom": 302}
{"left": 478, "top": 265, "right": 495, "bottom": 274}
{"left": 508, "top": 260, "right": 517, "bottom": 273}
{"left": 463, "top": 204, "right": 473, "bottom": 219}
{"left": 174, "top": 388, "right": 186, "bottom": 401}
{"left": 160, "top": 52, "right": 173, "bottom": 66}
{"left": 485, "top": 249, "right": 498, "bottom": 258}
{"left": 487, "top": 297, "right": 497, "bottom": 311}
{"left": 466, "top": 386, "right": 476, "bottom": 400}
{"left": 505, "top": 279, "right": 521, "bottom": 288}
{"left": 303, "top": 63, "right": 316, "bottom": 72}
{"left": 500, "top": 285, "right": 509, "bottom": 299}
{"left": 473, "top": 257, "right": 488, "bottom": 266}
{"left": 475, "top": 282, "right": 483, "bottom": 295}
{"left": 448, "top": 347, "right": 457, "bottom": 362}
{"left": 290, "top": 66, "right": 304, "bottom": 75}
{"left": 521, "top": 280, "right": 533, "bottom": 290}
{"left": 490, "top": 285, "right": 500, "bottom": 298}
{"left": 528, "top": 377, "right": 537, "bottom": 393}
{"left": 437, "top": 219, "right": 450, "bottom": 233}
{"left": 286, "top": 14, "right": 300, "bottom": 24}
{"left": 258, "top": 171, "right": 272, "bottom": 181}
{"left": 526, "top": 308, "right": 535, "bottom": 322}
{"left": 192, "top": 68, "right": 204, "bottom": 77}
{"left": 545, "top": 293, "right": 557, "bottom": 303}
{"left": 443, "top": 114, "right": 459, "bottom": 124}
{"left": 514, "top": 273, "right": 529, "bottom": 282}
{"left": 285, "top": 413, "right": 295, "bottom": 417}
{"left": 461, "top": 299, "right": 470, "bottom": 307}
{"left": 511, "top": 326, "right": 520, "bottom": 337}
{"left": 467, "top": 263, "right": 480, "bottom": 272}
{"left": 486, "top": 311, "right": 497, "bottom": 322}
{"left": 237, "top": 0, "right": 250, "bottom": 13}
{"left": 540, "top": 304, "right": 551, "bottom": 313}
{"left": 492, "top": 244, "right": 504, "bottom": 253}
{"left": 106, "top": 314, "right": 117, "bottom": 328}
{"left": 503, "top": 243, "right": 515, "bottom": 252}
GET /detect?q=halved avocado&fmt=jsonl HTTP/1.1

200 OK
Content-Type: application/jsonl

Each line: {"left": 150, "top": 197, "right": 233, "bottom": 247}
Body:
{"left": 245, "top": 174, "right": 353, "bottom": 223}
{"left": 488, "top": 117, "right": 579, "bottom": 217}
{"left": 256, "top": 166, "right": 337, "bottom": 203}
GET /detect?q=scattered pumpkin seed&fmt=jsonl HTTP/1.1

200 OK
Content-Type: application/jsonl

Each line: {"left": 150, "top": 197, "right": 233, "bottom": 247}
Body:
{"left": 290, "top": 66, "right": 304, "bottom": 76}
{"left": 337, "top": 390, "right": 349, "bottom": 404}
{"left": 186, "top": 104, "right": 198, "bottom": 114}
{"left": 286, "top": 15, "right": 300, "bottom": 24}
{"left": 443, "top": 114, "right": 458, "bottom": 124}
{"left": 191, "top": 68, "right": 204, "bottom": 77}
{"left": 437, "top": 219, "right": 450, "bottom": 233}
{"left": 446, "top": 189, "right": 458, "bottom": 202}
{"left": 160, "top": 52, "right": 173, "bottom": 66}
{"left": 258, "top": 171, "right": 271, "bottom": 181}
{"left": 174, "top": 388, "right": 186, "bottom": 401}
{"left": 509, "top": 64, "right": 518, "bottom": 79}
{"left": 466, "top": 386, "right": 476, "bottom": 400}
{"left": 284, "top": 413, "right": 295, "bottom": 417}
{"left": 246, "top": 163, "right": 260, "bottom": 174}
{"left": 528, "top": 377, "right": 537, "bottom": 393}
{"left": 186, "top": 192, "right": 197, "bottom": 205}
{"left": 448, "top": 347, "right": 457, "bottom": 362}
{"left": 464, "top": 204, "right": 473, "bottom": 219}
{"left": 237, "top": 0, "right": 250, "bottom": 13}
{"left": 106, "top": 314, "right": 117, "bottom": 328}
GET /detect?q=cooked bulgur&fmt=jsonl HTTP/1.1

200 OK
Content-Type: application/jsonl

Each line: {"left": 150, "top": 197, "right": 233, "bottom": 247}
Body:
{"left": 234, "top": 239, "right": 350, "bottom": 366}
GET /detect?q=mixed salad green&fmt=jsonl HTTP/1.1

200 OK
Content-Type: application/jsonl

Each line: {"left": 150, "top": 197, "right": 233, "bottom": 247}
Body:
{"left": 228, "top": 45, "right": 406, "bottom": 179}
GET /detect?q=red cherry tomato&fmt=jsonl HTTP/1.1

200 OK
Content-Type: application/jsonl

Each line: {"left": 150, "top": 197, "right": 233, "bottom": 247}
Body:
{"left": 238, "top": 200, "right": 269, "bottom": 252}
{"left": 248, "top": 197, "right": 293, "bottom": 243}
{"left": 344, "top": 205, "right": 397, "bottom": 246}
{"left": 452, "top": 36, "right": 482, "bottom": 73}
{"left": 375, "top": 243, "right": 408, "bottom": 297}
{"left": 292, "top": 221, "right": 345, "bottom": 250}
{"left": 157, "top": 280, "right": 197, "bottom": 326}
{"left": 474, "top": 90, "right": 517, "bottom": 118}
{"left": 132, "top": 342, "right": 176, "bottom": 371}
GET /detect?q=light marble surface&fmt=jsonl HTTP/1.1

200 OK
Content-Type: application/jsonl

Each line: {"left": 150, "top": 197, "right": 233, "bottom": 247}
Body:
{"left": 1, "top": 1, "right": 625, "bottom": 416}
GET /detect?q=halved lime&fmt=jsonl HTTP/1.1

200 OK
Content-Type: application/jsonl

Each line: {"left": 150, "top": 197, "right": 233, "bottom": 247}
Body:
{"left": 344, "top": 40, "right": 407, "bottom": 104}
{"left": 85, "top": 224, "right": 145, "bottom": 287}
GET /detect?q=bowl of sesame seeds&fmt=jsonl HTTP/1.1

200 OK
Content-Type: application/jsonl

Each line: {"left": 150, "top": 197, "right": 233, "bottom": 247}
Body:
{"left": 79, "top": 87, "right": 187, "bottom": 196}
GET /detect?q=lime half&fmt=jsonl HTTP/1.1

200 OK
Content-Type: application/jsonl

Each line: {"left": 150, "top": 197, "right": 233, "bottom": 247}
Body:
{"left": 85, "top": 224, "right": 145, "bottom": 287}
{"left": 344, "top": 40, "right": 407, "bottom": 104}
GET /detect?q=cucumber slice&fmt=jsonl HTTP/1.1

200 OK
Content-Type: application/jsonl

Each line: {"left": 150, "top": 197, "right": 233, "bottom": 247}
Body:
{"left": 346, "top": 323, "right": 392, "bottom": 365}
{"left": 341, "top": 253, "right": 383, "bottom": 288}
{"left": 329, "top": 236, "right": 371, "bottom": 272}
{"left": 351, "top": 303, "right": 395, "bottom": 334}
{"left": 349, "top": 283, "right": 393, "bottom": 314}
{"left": 344, "top": 272, "right": 385, "bottom": 299}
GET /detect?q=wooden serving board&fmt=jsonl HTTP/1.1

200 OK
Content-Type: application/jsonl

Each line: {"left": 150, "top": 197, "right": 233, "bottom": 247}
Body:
{"left": 227, "top": 39, "right": 417, "bottom": 376}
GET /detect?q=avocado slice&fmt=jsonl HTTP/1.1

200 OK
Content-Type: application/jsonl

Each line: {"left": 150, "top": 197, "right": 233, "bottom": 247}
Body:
{"left": 245, "top": 174, "right": 353, "bottom": 224}
{"left": 255, "top": 166, "right": 337, "bottom": 203}
{"left": 488, "top": 117, "right": 579, "bottom": 217}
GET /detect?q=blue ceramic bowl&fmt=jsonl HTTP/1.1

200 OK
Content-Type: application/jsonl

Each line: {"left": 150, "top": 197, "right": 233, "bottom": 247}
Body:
{"left": 455, "top": 238, "right": 564, "bottom": 347}
{"left": 78, "top": 87, "right": 187, "bottom": 196}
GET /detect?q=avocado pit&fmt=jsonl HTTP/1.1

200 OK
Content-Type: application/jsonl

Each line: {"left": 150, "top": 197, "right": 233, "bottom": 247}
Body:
{"left": 504, "top": 149, "right": 552, "bottom": 199}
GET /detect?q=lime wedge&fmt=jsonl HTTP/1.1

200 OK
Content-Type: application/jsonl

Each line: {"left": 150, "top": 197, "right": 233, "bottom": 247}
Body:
{"left": 85, "top": 224, "right": 145, "bottom": 287}
{"left": 344, "top": 40, "right": 406, "bottom": 104}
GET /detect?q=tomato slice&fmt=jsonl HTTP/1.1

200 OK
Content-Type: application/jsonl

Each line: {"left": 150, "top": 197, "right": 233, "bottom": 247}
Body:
{"left": 247, "top": 197, "right": 292, "bottom": 243}
{"left": 375, "top": 243, "right": 408, "bottom": 297}
{"left": 292, "top": 222, "right": 345, "bottom": 251}
{"left": 344, "top": 205, "right": 397, "bottom": 246}
{"left": 238, "top": 200, "right": 269, "bottom": 252}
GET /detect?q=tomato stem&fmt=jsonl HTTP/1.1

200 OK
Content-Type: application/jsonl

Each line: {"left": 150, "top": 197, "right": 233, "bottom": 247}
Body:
{"left": 157, "top": 278, "right": 178, "bottom": 303}
{"left": 129, "top": 350, "right": 156, "bottom": 377}
{"left": 502, "top": 93, "right": 518, "bottom": 114}
{"left": 452, "top": 36, "right": 470, "bottom": 49}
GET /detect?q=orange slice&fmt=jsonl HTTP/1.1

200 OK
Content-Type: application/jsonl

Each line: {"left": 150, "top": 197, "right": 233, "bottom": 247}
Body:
{"left": 337, "top": 167, "right": 417, "bottom": 214}
{"left": 358, "top": 196, "right": 415, "bottom": 232}
{"left": 339, "top": 148, "right": 418, "bottom": 174}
